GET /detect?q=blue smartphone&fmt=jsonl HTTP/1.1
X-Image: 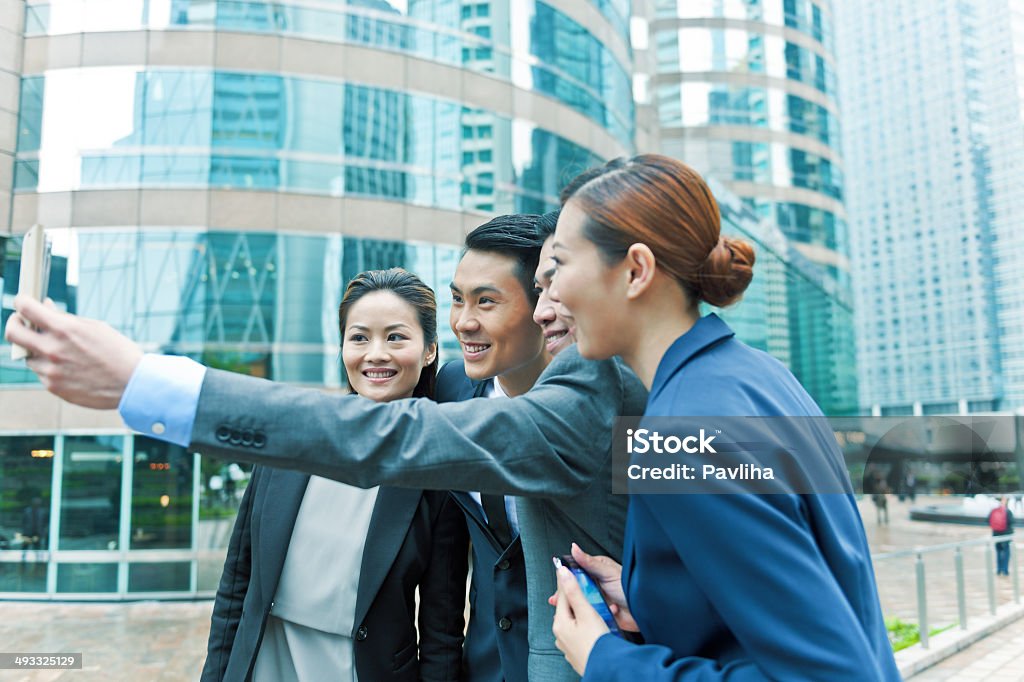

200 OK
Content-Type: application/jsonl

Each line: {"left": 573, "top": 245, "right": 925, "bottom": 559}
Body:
{"left": 553, "top": 555, "right": 622, "bottom": 637}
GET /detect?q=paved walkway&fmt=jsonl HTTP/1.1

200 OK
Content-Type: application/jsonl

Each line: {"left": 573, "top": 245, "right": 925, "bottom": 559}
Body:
{"left": 0, "top": 601, "right": 211, "bottom": 681}
{"left": 0, "top": 495, "right": 1019, "bottom": 680}
{"left": 906, "top": 615, "right": 1024, "bottom": 680}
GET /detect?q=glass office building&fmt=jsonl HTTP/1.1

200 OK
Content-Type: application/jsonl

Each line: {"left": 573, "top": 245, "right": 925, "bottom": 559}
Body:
{"left": 649, "top": 0, "right": 858, "bottom": 415}
{"left": 837, "top": 0, "right": 1024, "bottom": 416}
{"left": 0, "top": 0, "right": 633, "bottom": 598}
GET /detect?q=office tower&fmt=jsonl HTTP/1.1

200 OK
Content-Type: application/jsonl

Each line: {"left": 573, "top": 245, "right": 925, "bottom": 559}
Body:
{"left": 837, "top": 0, "right": 1024, "bottom": 415}
{"left": 649, "top": 0, "right": 857, "bottom": 415}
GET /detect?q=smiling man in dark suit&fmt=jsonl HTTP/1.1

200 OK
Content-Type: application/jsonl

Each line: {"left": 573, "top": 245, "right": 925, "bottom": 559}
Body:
{"left": 436, "top": 214, "right": 551, "bottom": 682}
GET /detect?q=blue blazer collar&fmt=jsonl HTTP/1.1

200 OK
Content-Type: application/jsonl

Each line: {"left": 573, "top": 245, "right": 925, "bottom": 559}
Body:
{"left": 650, "top": 313, "right": 735, "bottom": 399}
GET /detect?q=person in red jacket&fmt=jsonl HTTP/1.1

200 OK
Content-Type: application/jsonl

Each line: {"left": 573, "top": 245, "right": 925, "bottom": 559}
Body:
{"left": 989, "top": 497, "right": 1015, "bottom": 576}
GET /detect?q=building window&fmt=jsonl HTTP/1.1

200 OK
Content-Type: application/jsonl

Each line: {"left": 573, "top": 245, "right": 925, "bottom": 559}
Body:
{"left": 59, "top": 436, "right": 124, "bottom": 551}
{"left": 130, "top": 438, "right": 194, "bottom": 550}
{"left": 0, "top": 435, "right": 54, "bottom": 592}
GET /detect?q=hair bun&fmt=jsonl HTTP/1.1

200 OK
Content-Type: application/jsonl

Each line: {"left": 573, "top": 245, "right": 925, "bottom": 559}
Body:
{"left": 697, "top": 236, "right": 755, "bottom": 307}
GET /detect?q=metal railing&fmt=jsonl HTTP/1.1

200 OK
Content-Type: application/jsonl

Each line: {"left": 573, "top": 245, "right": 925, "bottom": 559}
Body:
{"left": 872, "top": 533, "right": 1020, "bottom": 649}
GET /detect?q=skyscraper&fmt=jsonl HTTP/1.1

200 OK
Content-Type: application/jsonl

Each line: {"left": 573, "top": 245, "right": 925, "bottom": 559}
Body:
{"left": 649, "top": 0, "right": 858, "bottom": 415}
{"left": 837, "top": 0, "right": 1024, "bottom": 415}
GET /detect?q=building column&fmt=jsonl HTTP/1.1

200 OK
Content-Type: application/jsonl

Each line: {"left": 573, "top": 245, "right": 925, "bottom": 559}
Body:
{"left": 0, "top": 0, "right": 24, "bottom": 233}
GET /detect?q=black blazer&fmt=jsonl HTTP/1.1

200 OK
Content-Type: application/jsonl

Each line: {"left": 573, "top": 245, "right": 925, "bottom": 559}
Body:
{"left": 436, "top": 362, "right": 529, "bottom": 682}
{"left": 201, "top": 466, "right": 469, "bottom": 682}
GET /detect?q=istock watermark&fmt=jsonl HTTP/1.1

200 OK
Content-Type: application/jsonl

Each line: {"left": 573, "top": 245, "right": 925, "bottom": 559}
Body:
{"left": 612, "top": 416, "right": 1024, "bottom": 495}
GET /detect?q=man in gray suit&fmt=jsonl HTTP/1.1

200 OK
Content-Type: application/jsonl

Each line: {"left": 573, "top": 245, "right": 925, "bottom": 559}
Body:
{"left": 7, "top": 213, "right": 647, "bottom": 682}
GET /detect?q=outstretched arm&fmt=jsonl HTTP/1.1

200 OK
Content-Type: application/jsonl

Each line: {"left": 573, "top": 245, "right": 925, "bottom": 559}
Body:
{"left": 189, "top": 344, "right": 629, "bottom": 497}
{"left": 7, "top": 295, "right": 637, "bottom": 498}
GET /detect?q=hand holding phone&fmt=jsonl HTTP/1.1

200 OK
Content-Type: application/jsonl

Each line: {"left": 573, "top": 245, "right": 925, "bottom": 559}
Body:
{"left": 553, "top": 555, "right": 623, "bottom": 637}
{"left": 10, "top": 224, "right": 51, "bottom": 361}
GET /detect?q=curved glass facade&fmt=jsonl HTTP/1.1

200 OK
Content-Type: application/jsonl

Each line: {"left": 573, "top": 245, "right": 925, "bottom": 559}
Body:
{"left": 1, "top": 231, "right": 463, "bottom": 387}
{"left": 24, "top": 0, "right": 635, "bottom": 146}
{"left": 652, "top": 0, "right": 855, "bottom": 414}
{"left": 656, "top": 28, "right": 836, "bottom": 94}
{"left": 587, "top": 0, "right": 631, "bottom": 43}
{"left": 655, "top": 0, "right": 833, "bottom": 50}
{"left": 774, "top": 201, "right": 847, "bottom": 256}
{"left": 657, "top": 83, "right": 840, "bottom": 148}
{"left": 707, "top": 140, "right": 841, "bottom": 200}
{"left": 14, "top": 70, "right": 605, "bottom": 213}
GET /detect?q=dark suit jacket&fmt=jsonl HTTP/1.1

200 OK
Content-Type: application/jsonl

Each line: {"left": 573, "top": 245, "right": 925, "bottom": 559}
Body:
{"left": 436, "top": 363, "right": 528, "bottom": 682}
{"left": 201, "top": 466, "right": 469, "bottom": 682}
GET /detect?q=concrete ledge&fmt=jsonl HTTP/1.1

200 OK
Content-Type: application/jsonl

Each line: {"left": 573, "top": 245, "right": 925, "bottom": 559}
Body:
{"left": 897, "top": 600, "right": 1024, "bottom": 679}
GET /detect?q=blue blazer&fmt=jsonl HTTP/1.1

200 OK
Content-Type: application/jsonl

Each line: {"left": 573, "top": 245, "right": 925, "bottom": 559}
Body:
{"left": 436, "top": 361, "right": 529, "bottom": 682}
{"left": 585, "top": 315, "right": 900, "bottom": 681}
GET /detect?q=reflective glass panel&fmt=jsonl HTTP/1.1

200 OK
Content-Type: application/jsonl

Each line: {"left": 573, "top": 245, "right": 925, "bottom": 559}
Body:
{"left": 664, "top": 28, "right": 836, "bottom": 94}
{"left": 56, "top": 562, "right": 118, "bottom": 592}
{"left": 59, "top": 436, "right": 124, "bottom": 550}
{"left": 0, "top": 435, "right": 53, "bottom": 551}
{"left": 196, "top": 457, "right": 299, "bottom": 593}
{"left": 654, "top": 0, "right": 832, "bottom": 48}
{"left": 128, "top": 561, "right": 191, "bottom": 591}
{"left": 657, "top": 83, "right": 840, "bottom": 148}
{"left": 0, "top": 435, "right": 53, "bottom": 592}
{"left": 0, "top": 562, "right": 48, "bottom": 592}
{"left": 196, "top": 455, "right": 253, "bottom": 559}
{"left": 130, "top": 438, "right": 194, "bottom": 549}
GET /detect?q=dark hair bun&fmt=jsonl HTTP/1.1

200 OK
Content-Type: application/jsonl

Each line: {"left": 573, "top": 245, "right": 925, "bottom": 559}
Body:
{"left": 697, "top": 236, "right": 755, "bottom": 308}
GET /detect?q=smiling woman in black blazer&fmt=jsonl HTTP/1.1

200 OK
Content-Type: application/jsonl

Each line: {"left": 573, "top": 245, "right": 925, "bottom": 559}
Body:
{"left": 201, "top": 269, "right": 469, "bottom": 682}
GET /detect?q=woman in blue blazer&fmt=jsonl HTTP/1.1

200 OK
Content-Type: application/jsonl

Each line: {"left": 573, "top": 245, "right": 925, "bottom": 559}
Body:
{"left": 202, "top": 269, "right": 468, "bottom": 682}
{"left": 546, "top": 155, "right": 900, "bottom": 680}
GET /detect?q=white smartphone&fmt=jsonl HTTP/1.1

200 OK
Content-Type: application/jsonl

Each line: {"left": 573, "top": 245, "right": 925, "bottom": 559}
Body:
{"left": 10, "top": 224, "right": 51, "bottom": 361}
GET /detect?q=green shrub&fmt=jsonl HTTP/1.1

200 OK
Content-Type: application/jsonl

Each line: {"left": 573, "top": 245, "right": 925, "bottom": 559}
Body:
{"left": 885, "top": 617, "right": 957, "bottom": 652}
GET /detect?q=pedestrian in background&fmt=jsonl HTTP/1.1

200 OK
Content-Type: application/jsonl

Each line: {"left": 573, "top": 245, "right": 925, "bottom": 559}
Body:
{"left": 989, "top": 496, "right": 1015, "bottom": 577}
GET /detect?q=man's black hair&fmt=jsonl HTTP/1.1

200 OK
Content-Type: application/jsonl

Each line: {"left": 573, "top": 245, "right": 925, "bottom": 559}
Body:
{"left": 463, "top": 214, "right": 544, "bottom": 303}
{"left": 536, "top": 209, "right": 560, "bottom": 240}
{"left": 559, "top": 160, "right": 628, "bottom": 205}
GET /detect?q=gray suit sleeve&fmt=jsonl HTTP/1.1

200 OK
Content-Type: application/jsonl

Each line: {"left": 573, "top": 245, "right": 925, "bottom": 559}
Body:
{"left": 190, "top": 347, "right": 629, "bottom": 497}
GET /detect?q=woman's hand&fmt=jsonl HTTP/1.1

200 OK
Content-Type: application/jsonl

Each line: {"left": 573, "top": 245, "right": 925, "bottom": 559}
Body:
{"left": 548, "top": 543, "right": 639, "bottom": 632}
{"left": 552, "top": 564, "right": 609, "bottom": 676}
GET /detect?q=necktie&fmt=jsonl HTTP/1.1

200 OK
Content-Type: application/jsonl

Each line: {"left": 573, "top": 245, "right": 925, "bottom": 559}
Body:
{"left": 481, "top": 494, "right": 513, "bottom": 548}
